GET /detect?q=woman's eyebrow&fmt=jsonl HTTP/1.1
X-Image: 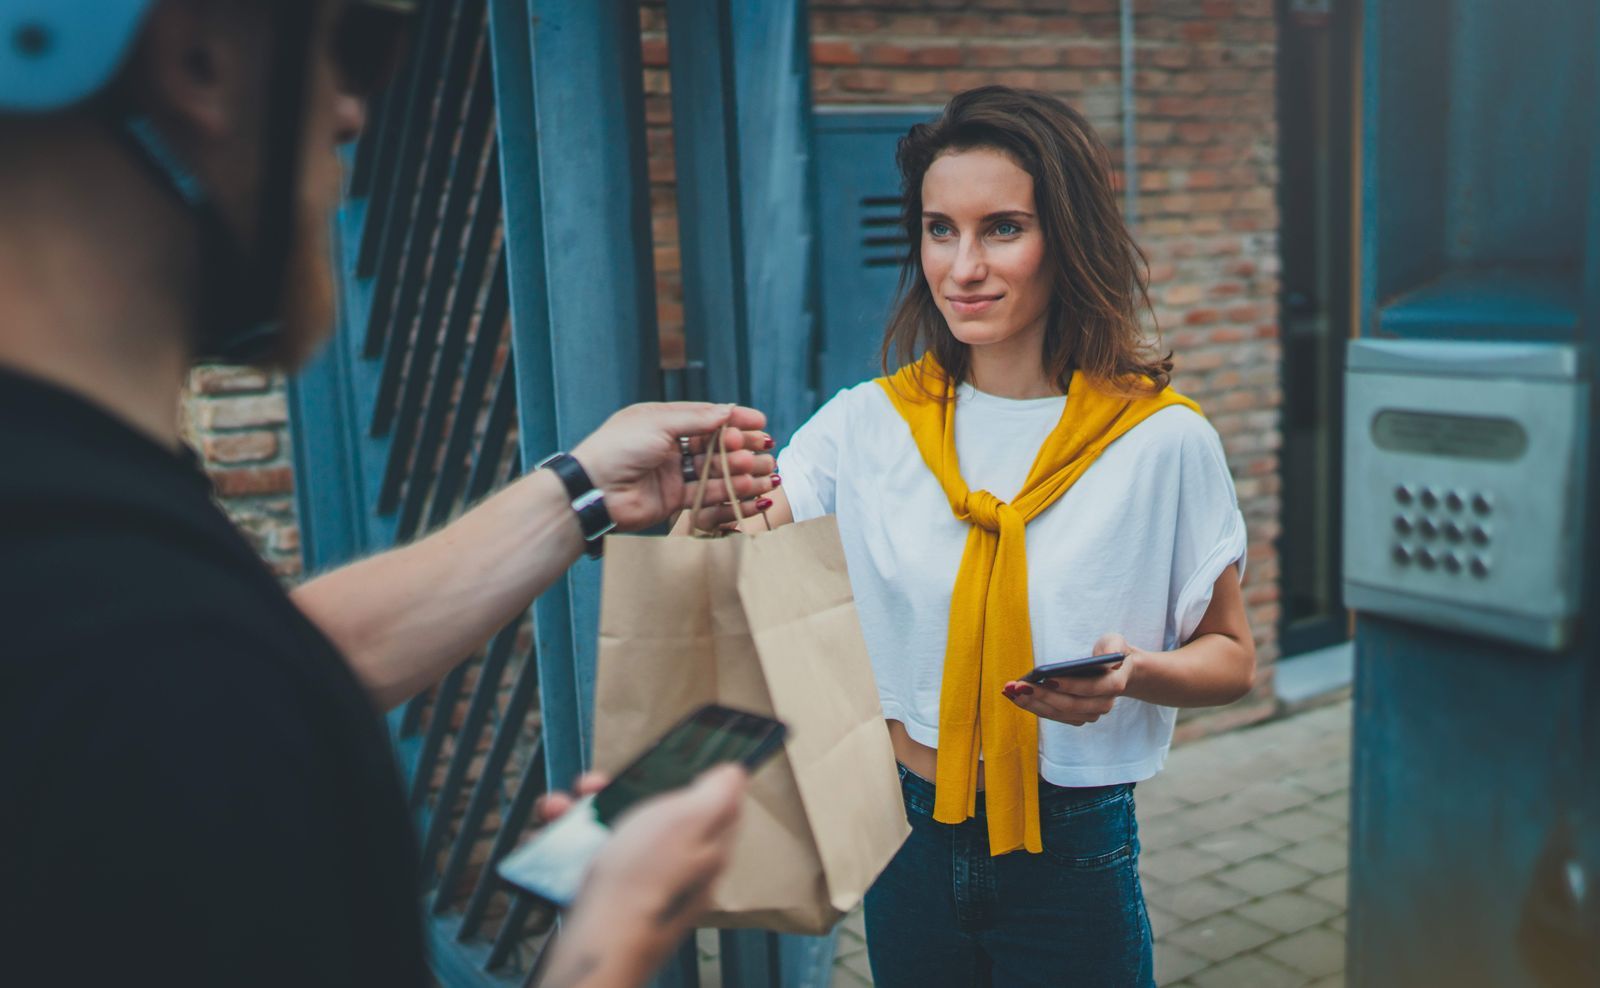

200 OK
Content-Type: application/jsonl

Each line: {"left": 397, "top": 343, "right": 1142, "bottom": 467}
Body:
{"left": 919, "top": 209, "right": 1035, "bottom": 221}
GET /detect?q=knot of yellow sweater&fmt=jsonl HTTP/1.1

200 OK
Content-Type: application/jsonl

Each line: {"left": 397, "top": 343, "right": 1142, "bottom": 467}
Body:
{"left": 878, "top": 354, "right": 1201, "bottom": 856}
{"left": 957, "top": 489, "right": 1010, "bottom": 531}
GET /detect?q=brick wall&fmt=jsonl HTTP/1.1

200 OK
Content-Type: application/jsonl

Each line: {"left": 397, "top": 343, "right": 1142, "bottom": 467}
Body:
{"left": 187, "top": 0, "right": 1284, "bottom": 730}
{"left": 181, "top": 366, "right": 302, "bottom": 581}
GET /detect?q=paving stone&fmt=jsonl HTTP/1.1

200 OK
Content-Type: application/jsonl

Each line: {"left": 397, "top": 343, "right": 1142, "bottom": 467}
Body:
{"left": 1191, "top": 828, "right": 1291, "bottom": 864}
{"left": 1141, "top": 845, "right": 1230, "bottom": 885}
{"left": 1147, "top": 904, "right": 1184, "bottom": 938}
{"left": 1232, "top": 781, "right": 1319, "bottom": 816}
{"left": 1307, "top": 793, "right": 1350, "bottom": 821}
{"left": 1263, "top": 927, "right": 1345, "bottom": 979}
{"left": 1254, "top": 809, "right": 1343, "bottom": 843}
{"left": 841, "top": 948, "right": 874, "bottom": 981}
{"left": 1215, "top": 857, "right": 1318, "bottom": 898}
{"left": 1295, "top": 764, "right": 1351, "bottom": 797}
{"left": 1304, "top": 871, "right": 1348, "bottom": 908}
{"left": 842, "top": 907, "right": 867, "bottom": 939}
{"left": 1168, "top": 912, "right": 1281, "bottom": 963}
{"left": 1191, "top": 953, "right": 1311, "bottom": 988}
{"left": 1234, "top": 891, "right": 1342, "bottom": 935}
{"left": 1149, "top": 876, "right": 1251, "bottom": 922}
{"left": 1276, "top": 838, "right": 1349, "bottom": 876}
{"left": 1154, "top": 940, "right": 1210, "bottom": 986}
{"left": 831, "top": 967, "right": 871, "bottom": 988}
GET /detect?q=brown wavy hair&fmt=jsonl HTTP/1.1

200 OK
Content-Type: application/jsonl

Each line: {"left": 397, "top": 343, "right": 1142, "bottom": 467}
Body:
{"left": 881, "top": 85, "right": 1171, "bottom": 396}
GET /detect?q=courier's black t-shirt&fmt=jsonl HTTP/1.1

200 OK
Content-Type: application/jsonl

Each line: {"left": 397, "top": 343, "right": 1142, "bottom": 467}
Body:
{"left": 0, "top": 367, "right": 426, "bottom": 986}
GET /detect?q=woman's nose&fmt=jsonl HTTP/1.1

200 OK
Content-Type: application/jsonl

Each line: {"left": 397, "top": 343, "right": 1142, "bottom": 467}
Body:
{"left": 951, "top": 236, "right": 987, "bottom": 283}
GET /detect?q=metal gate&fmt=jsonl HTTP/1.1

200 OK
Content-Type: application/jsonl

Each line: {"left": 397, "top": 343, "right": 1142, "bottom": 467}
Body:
{"left": 287, "top": 1, "right": 833, "bottom": 984}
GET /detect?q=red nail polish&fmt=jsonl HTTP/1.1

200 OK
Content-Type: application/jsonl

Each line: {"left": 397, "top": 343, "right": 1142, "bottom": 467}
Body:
{"left": 756, "top": 498, "right": 774, "bottom": 510}
{"left": 764, "top": 437, "right": 775, "bottom": 450}
{"left": 1018, "top": 684, "right": 1035, "bottom": 695}
{"left": 770, "top": 474, "right": 782, "bottom": 487}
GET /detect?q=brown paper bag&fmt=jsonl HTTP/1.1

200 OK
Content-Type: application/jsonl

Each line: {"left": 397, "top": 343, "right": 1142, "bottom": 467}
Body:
{"left": 593, "top": 448, "right": 908, "bottom": 934}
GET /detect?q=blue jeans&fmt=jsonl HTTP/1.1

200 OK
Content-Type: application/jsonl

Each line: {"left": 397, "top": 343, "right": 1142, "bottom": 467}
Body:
{"left": 864, "top": 765, "right": 1154, "bottom": 988}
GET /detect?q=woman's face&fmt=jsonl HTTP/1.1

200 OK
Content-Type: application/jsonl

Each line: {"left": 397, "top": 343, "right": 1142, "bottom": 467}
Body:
{"left": 919, "top": 147, "right": 1053, "bottom": 354}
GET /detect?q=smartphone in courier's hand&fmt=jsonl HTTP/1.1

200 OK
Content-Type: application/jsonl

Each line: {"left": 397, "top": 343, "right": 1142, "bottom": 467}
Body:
{"left": 497, "top": 703, "right": 787, "bottom": 910}
{"left": 1020, "top": 652, "right": 1126, "bottom": 684}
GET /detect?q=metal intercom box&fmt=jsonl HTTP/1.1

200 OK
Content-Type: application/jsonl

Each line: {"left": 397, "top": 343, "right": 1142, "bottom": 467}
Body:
{"left": 1342, "top": 340, "right": 1589, "bottom": 650}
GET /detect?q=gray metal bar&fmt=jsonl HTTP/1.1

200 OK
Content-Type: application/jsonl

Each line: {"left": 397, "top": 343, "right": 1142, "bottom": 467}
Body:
{"left": 398, "top": 158, "right": 504, "bottom": 540}
{"left": 456, "top": 739, "right": 547, "bottom": 940}
{"left": 418, "top": 621, "right": 519, "bottom": 877}
{"left": 427, "top": 248, "right": 509, "bottom": 530}
{"left": 408, "top": 662, "right": 468, "bottom": 807}
{"left": 359, "top": 0, "right": 455, "bottom": 287}
{"left": 372, "top": 1, "right": 492, "bottom": 441}
{"left": 433, "top": 651, "right": 541, "bottom": 913}
{"left": 377, "top": 96, "right": 499, "bottom": 513}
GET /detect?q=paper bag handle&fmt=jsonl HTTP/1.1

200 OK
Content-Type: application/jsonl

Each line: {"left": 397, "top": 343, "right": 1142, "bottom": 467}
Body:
{"left": 687, "top": 427, "right": 747, "bottom": 537}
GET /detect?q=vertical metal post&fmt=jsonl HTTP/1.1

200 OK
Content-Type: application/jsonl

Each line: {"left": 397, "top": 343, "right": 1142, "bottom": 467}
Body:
{"left": 487, "top": 0, "right": 661, "bottom": 791}
{"left": 1119, "top": 0, "right": 1139, "bottom": 225}
{"left": 666, "top": 0, "right": 749, "bottom": 404}
{"left": 667, "top": 2, "right": 837, "bottom": 986}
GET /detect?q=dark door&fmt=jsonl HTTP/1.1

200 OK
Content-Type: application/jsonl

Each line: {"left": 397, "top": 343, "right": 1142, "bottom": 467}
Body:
{"left": 1276, "top": 0, "right": 1356, "bottom": 656}
{"left": 814, "top": 110, "right": 936, "bottom": 399}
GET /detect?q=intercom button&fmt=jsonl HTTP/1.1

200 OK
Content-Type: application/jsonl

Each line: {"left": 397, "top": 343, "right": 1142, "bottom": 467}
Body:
{"left": 1394, "top": 484, "right": 1415, "bottom": 506}
{"left": 1470, "top": 525, "right": 1491, "bottom": 547}
{"left": 1392, "top": 544, "right": 1413, "bottom": 566}
{"left": 1470, "top": 556, "right": 1491, "bottom": 579}
{"left": 1420, "top": 488, "right": 1440, "bottom": 510}
{"left": 1417, "top": 547, "right": 1438, "bottom": 570}
{"left": 1393, "top": 515, "right": 1414, "bottom": 536}
{"left": 1443, "top": 520, "right": 1464, "bottom": 543}
{"left": 1442, "top": 552, "right": 1463, "bottom": 574}
{"left": 1471, "top": 492, "right": 1493, "bottom": 516}
{"left": 1418, "top": 517, "right": 1439, "bottom": 540}
{"left": 1445, "top": 491, "right": 1464, "bottom": 513}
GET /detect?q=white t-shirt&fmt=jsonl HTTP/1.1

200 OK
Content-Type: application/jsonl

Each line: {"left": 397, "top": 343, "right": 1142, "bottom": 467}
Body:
{"left": 777, "top": 380, "right": 1248, "bottom": 788}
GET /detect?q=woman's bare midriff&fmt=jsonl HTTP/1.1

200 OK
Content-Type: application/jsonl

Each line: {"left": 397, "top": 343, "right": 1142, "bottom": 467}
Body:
{"left": 888, "top": 719, "right": 985, "bottom": 789}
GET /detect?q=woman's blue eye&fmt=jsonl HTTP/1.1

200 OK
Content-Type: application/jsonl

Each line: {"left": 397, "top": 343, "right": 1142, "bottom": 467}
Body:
{"left": 994, "top": 222, "right": 1021, "bottom": 236}
{"left": 928, "top": 222, "right": 952, "bottom": 237}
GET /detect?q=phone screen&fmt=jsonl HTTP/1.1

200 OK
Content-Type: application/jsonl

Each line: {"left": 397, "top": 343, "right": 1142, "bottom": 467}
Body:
{"left": 593, "top": 705, "right": 786, "bottom": 825}
{"left": 497, "top": 704, "right": 786, "bottom": 910}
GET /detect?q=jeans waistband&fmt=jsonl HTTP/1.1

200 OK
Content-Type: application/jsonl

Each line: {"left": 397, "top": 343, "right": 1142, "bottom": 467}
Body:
{"left": 897, "top": 763, "right": 1131, "bottom": 820}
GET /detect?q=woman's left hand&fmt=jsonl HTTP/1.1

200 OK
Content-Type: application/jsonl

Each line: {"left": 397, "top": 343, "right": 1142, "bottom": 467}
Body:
{"left": 1003, "top": 633, "right": 1137, "bottom": 726}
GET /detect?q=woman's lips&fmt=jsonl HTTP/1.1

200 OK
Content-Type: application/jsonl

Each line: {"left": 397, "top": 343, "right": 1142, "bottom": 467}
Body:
{"left": 947, "top": 294, "right": 1002, "bottom": 316}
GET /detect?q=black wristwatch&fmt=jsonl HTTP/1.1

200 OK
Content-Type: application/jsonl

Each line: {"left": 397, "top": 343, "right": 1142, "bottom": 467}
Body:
{"left": 536, "top": 452, "right": 614, "bottom": 558}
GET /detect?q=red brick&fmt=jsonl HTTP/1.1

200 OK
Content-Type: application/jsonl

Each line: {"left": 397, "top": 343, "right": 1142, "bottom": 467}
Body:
{"left": 890, "top": 72, "right": 940, "bottom": 96}
{"left": 211, "top": 466, "right": 294, "bottom": 497}
{"left": 195, "top": 393, "right": 287, "bottom": 430}
{"left": 812, "top": 40, "right": 860, "bottom": 66}
{"left": 203, "top": 431, "right": 278, "bottom": 465}
{"left": 837, "top": 69, "right": 890, "bottom": 93}
{"left": 190, "top": 366, "right": 270, "bottom": 395}
{"left": 640, "top": 37, "right": 668, "bottom": 68}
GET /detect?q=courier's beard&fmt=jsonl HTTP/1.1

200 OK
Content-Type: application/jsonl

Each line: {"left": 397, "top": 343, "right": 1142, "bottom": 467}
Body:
{"left": 266, "top": 198, "right": 338, "bottom": 372}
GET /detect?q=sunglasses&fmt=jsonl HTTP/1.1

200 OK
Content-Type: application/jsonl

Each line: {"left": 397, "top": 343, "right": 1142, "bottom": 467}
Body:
{"left": 331, "top": 0, "right": 418, "bottom": 97}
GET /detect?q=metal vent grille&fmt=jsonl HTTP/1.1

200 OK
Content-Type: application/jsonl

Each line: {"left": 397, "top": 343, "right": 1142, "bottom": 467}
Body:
{"left": 860, "top": 195, "right": 909, "bottom": 268}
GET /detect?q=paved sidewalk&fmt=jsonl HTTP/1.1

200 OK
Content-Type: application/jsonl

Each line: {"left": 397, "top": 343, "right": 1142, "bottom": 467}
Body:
{"left": 829, "top": 698, "right": 1353, "bottom": 987}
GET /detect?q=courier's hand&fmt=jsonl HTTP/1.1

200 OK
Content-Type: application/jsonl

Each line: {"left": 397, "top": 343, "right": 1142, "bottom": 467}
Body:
{"left": 542, "top": 765, "right": 748, "bottom": 987}
{"left": 571, "top": 403, "right": 777, "bottom": 532}
{"left": 1003, "top": 633, "right": 1136, "bottom": 727}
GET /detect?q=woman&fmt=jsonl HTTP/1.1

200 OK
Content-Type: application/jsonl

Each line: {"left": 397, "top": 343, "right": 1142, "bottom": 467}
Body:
{"left": 691, "top": 86, "right": 1255, "bottom": 986}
